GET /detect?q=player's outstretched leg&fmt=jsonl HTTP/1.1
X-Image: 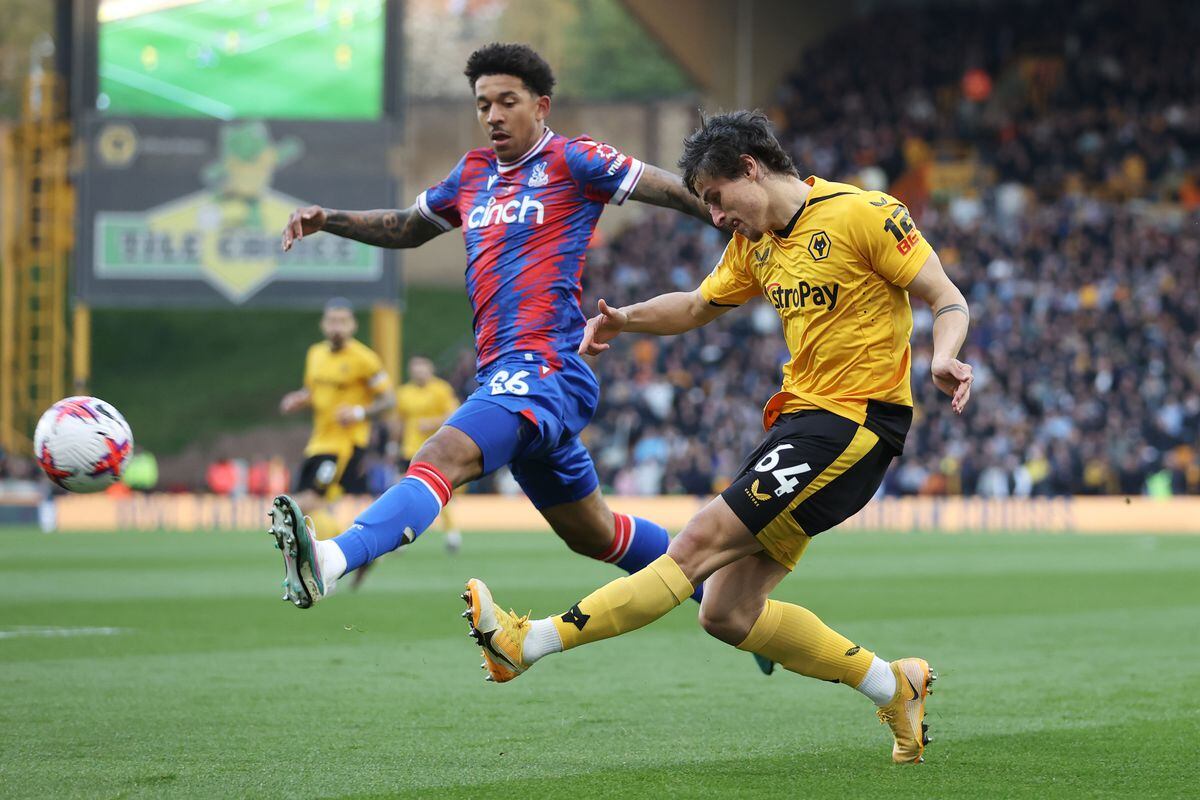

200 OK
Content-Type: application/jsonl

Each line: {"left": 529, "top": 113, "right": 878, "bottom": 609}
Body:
{"left": 332, "top": 461, "right": 452, "bottom": 571}
{"left": 462, "top": 552, "right": 696, "bottom": 684}
{"left": 267, "top": 494, "right": 344, "bottom": 608}
{"left": 731, "top": 596, "right": 936, "bottom": 763}
{"left": 268, "top": 447, "right": 462, "bottom": 605}
{"left": 462, "top": 498, "right": 757, "bottom": 683}
{"left": 537, "top": 487, "right": 704, "bottom": 603}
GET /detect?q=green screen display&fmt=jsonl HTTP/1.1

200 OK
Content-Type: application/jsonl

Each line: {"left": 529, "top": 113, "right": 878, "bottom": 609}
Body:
{"left": 97, "top": 0, "right": 384, "bottom": 120}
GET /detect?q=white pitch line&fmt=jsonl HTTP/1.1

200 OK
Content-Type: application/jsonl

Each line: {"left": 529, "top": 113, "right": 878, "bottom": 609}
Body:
{"left": 236, "top": 16, "right": 330, "bottom": 55}
{"left": 205, "top": 0, "right": 307, "bottom": 23}
{"left": 238, "top": 0, "right": 384, "bottom": 55}
{"left": 114, "top": 11, "right": 214, "bottom": 41}
{"left": 0, "top": 626, "right": 128, "bottom": 640}
{"left": 99, "top": 62, "right": 237, "bottom": 119}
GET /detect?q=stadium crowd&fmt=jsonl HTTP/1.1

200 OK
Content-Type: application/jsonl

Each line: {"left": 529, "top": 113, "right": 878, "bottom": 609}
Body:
{"left": 447, "top": 0, "right": 1200, "bottom": 499}
{"left": 774, "top": 0, "right": 1200, "bottom": 208}
{"left": 557, "top": 197, "right": 1200, "bottom": 499}
{"left": 15, "top": 1, "right": 1195, "bottom": 502}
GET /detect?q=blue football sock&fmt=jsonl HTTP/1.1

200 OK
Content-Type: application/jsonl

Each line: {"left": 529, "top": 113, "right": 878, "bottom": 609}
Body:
{"left": 606, "top": 514, "right": 704, "bottom": 603}
{"left": 333, "top": 464, "right": 450, "bottom": 573}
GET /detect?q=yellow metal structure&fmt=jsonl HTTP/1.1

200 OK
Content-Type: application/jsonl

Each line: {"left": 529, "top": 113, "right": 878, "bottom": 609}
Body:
{"left": 0, "top": 70, "right": 73, "bottom": 454}
{"left": 73, "top": 302, "right": 91, "bottom": 392}
{"left": 370, "top": 303, "right": 403, "bottom": 384}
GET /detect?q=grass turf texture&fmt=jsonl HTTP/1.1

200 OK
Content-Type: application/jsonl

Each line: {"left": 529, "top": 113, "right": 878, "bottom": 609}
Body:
{"left": 1, "top": 529, "right": 1196, "bottom": 798}
{"left": 99, "top": 0, "right": 383, "bottom": 120}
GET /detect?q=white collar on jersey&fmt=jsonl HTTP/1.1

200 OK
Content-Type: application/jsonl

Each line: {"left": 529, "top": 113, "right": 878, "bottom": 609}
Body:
{"left": 496, "top": 128, "right": 555, "bottom": 174}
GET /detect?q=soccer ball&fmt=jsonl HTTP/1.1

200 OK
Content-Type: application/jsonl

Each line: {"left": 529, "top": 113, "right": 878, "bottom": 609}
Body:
{"left": 33, "top": 396, "right": 134, "bottom": 493}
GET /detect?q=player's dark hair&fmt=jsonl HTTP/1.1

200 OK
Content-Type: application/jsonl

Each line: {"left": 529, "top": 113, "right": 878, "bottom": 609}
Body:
{"left": 324, "top": 297, "right": 355, "bottom": 313}
{"left": 678, "top": 110, "right": 799, "bottom": 195}
{"left": 464, "top": 43, "right": 556, "bottom": 98}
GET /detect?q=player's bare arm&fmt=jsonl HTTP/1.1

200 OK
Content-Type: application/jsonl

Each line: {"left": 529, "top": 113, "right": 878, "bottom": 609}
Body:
{"left": 578, "top": 290, "right": 732, "bottom": 356}
{"left": 280, "top": 388, "right": 311, "bottom": 414}
{"left": 630, "top": 164, "right": 714, "bottom": 225}
{"left": 281, "top": 204, "right": 444, "bottom": 251}
{"left": 334, "top": 376, "right": 396, "bottom": 426}
{"left": 904, "top": 250, "right": 973, "bottom": 414}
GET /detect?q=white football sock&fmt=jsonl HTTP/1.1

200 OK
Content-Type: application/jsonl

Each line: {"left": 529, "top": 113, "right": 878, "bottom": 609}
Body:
{"left": 317, "top": 539, "right": 347, "bottom": 584}
{"left": 521, "top": 618, "right": 563, "bottom": 664}
{"left": 856, "top": 657, "right": 898, "bottom": 706}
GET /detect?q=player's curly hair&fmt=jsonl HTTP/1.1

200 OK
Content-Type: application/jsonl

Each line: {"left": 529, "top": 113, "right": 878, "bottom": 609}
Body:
{"left": 464, "top": 43, "right": 556, "bottom": 98}
{"left": 678, "top": 110, "right": 799, "bottom": 195}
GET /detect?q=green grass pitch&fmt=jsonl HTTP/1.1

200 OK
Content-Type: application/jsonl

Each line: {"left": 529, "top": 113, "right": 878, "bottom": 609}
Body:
{"left": 1, "top": 528, "right": 1197, "bottom": 798}
{"left": 98, "top": 0, "right": 384, "bottom": 119}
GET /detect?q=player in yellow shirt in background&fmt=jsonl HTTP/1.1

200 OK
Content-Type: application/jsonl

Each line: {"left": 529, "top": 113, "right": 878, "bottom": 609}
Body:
{"left": 462, "top": 111, "right": 974, "bottom": 765}
{"left": 280, "top": 298, "right": 395, "bottom": 542}
{"left": 394, "top": 356, "right": 462, "bottom": 553}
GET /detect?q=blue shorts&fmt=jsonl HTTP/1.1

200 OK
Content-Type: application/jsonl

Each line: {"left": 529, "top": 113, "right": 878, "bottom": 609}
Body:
{"left": 445, "top": 351, "right": 600, "bottom": 510}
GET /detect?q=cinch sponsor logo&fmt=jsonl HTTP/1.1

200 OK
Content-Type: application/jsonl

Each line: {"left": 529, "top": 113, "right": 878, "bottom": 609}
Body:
{"left": 764, "top": 281, "right": 840, "bottom": 311}
{"left": 466, "top": 195, "right": 545, "bottom": 229}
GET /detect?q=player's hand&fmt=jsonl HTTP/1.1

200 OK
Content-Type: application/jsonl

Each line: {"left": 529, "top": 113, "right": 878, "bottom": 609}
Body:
{"left": 281, "top": 205, "right": 326, "bottom": 252}
{"left": 931, "top": 357, "right": 973, "bottom": 414}
{"left": 578, "top": 299, "right": 628, "bottom": 356}
{"left": 279, "top": 390, "right": 308, "bottom": 414}
{"left": 335, "top": 405, "right": 366, "bottom": 426}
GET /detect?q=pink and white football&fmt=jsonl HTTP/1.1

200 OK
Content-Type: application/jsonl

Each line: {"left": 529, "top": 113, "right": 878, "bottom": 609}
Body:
{"left": 33, "top": 396, "right": 134, "bottom": 493}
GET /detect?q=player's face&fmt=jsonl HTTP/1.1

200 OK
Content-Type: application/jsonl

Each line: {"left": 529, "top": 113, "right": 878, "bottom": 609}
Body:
{"left": 474, "top": 74, "right": 550, "bottom": 162}
{"left": 694, "top": 163, "right": 771, "bottom": 241}
{"left": 409, "top": 358, "right": 433, "bottom": 384}
{"left": 321, "top": 308, "right": 356, "bottom": 349}
{"left": 696, "top": 179, "right": 768, "bottom": 242}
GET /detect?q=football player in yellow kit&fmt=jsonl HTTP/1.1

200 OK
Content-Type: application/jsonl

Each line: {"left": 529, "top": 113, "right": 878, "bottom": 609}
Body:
{"left": 280, "top": 298, "right": 394, "bottom": 539}
{"left": 394, "top": 356, "right": 462, "bottom": 553}
{"left": 462, "top": 111, "right": 973, "bottom": 765}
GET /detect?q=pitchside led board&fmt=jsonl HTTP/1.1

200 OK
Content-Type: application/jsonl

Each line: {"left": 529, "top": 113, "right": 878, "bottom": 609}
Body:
{"left": 72, "top": 0, "right": 404, "bottom": 308}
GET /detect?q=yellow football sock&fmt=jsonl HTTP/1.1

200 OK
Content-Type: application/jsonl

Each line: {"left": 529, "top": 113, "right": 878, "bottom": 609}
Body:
{"left": 552, "top": 554, "right": 694, "bottom": 651}
{"left": 737, "top": 599, "right": 874, "bottom": 686}
{"left": 439, "top": 504, "right": 455, "bottom": 531}
{"left": 308, "top": 508, "right": 340, "bottom": 541}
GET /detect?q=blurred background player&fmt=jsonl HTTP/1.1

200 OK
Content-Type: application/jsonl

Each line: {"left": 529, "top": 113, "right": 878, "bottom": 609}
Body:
{"left": 269, "top": 43, "right": 716, "bottom": 610}
{"left": 279, "top": 298, "right": 395, "bottom": 541}
{"left": 393, "top": 356, "right": 462, "bottom": 554}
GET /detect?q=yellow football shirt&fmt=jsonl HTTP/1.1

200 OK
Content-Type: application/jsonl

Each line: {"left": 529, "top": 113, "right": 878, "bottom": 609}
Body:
{"left": 699, "top": 176, "right": 933, "bottom": 444}
{"left": 303, "top": 338, "right": 389, "bottom": 457}
{"left": 395, "top": 377, "right": 459, "bottom": 459}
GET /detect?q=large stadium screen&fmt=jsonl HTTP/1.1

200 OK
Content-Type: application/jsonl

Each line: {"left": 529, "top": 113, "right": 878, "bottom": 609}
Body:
{"left": 97, "top": 0, "right": 385, "bottom": 120}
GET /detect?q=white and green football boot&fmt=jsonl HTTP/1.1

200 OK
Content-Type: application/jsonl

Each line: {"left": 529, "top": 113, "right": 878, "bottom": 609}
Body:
{"left": 267, "top": 494, "right": 333, "bottom": 608}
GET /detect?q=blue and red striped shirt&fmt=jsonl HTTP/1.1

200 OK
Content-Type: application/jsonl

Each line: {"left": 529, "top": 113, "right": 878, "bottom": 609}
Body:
{"left": 416, "top": 128, "right": 644, "bottom": 372}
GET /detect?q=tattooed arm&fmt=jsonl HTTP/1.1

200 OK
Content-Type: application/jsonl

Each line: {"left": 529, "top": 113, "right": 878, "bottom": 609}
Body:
{"left": 906, "top": 250, "right": 974, "bottom": 414}
{"left": 280, "top": 204, "right": 445, "bottom": 251}
{"left": 630, "top": 164, "right": 714, "bottom": 226}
